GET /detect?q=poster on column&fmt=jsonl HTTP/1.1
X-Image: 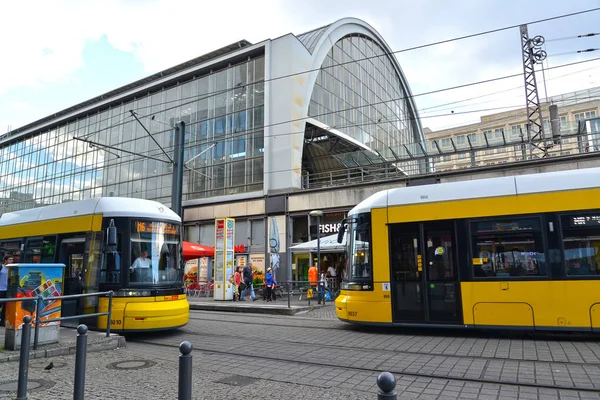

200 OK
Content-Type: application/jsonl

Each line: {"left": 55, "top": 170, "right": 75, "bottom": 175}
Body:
{"left": 213, "top": 218, "right": 235, "bottom": 300}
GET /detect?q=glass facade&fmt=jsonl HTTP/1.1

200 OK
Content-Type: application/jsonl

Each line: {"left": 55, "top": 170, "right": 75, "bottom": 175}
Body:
{"left": 308, "top": 35, "right": 421, "bottom": 158}
{"left": 0, "top": 56, "right": 265, "bottom": 213}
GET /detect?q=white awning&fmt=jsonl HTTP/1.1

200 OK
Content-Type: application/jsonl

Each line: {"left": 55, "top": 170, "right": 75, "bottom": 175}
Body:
{"left": 289, "top": 234, "right": 346, "bottom": 253}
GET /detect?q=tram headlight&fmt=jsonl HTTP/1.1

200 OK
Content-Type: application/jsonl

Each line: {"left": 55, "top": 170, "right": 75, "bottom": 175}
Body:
{"left": 341, "top": 283, "right": 370, "bottom": 291}
{"left": 115, "top": 290, "right": 151, "bottom": 297}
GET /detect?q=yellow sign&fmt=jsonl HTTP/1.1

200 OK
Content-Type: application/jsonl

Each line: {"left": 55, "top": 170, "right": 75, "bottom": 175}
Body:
{"left": 307, "top": 288, "right": 313, "bottom": 299}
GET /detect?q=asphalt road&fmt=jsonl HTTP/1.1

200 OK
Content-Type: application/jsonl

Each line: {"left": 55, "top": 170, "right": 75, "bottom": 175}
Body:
{"left": 1, "top": 305, "right": 600, "bottom": 399}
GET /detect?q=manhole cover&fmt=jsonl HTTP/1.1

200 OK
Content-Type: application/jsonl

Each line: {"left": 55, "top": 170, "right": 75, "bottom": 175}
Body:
{"left": 31, "top": 361, "right": 67, "bottom": 369}
{"left": 215, "top": 375, "right": 259, "bottom": 387}
{"left": 0, "top": 379, "right": 55, "bottom": 394}
{"left": 106, "top": 360, "right": 156, "bottom": 370}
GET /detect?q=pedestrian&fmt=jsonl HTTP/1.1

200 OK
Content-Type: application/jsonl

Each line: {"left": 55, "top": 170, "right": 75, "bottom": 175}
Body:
{"left": 241, "top": 263, "right": 256, "bottom": 301}
{"left": 0, "top": 254, "right": 13, "bottom": 326}
{"left": 318, "top": 271, "right": 326, "bottom": 304}
{"left": 264, "top": 268, "right": 275, "bottom": 302}
{"left": 233, "top": 267, "right": 242, "bottom": 301}
{"left": 308, "top": 261, "right": 318, "bottom": 302}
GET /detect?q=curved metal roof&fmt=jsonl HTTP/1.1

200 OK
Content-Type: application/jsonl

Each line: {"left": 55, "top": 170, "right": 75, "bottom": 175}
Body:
{"left": 296, "top": 23, "right": 332, "bottom": 54}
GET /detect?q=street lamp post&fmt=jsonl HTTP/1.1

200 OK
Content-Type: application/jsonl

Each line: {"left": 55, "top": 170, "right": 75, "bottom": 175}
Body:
{"left": 309, "top": 210, "right": 324, "bottom": 273}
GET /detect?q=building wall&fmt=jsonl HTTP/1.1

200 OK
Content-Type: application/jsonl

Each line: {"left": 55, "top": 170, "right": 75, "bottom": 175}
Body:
{"left": 424, "top": 94, "right": 599, "bottom": 172}
{"left": 0, "top": 52, "right": 266, "bottom": 213}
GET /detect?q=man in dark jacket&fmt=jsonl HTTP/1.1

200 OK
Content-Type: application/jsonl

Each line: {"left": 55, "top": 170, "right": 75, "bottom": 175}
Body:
{"left": 241, "top": 263, "right": 256, "bottom": 301}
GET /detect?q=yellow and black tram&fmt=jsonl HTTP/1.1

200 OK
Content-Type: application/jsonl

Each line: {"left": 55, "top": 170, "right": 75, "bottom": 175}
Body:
{"left": 335, "top": 167, "right": 600, "bottom": 332}
{"left": 0, "top": 197, "right": 189, "bottom": 332}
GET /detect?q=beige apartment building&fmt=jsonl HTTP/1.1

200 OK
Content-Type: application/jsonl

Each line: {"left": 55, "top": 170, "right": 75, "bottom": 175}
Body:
{"left": 424, "top": 87, "right": 600, "bottom": 171}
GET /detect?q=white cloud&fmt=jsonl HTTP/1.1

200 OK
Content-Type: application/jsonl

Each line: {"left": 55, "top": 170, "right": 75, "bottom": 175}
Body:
{"left": 0, "top": 0, "right": 292, "bottom": 95}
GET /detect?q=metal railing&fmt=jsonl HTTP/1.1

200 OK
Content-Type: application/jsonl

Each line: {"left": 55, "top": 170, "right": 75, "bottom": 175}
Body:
{"left": 0, "top": 290, "right": 113, "bottom": 350}
{"left": 237, "top": 279, "right": 337, "bottom": 308}
{"left": 302, "top": 126, "right": 600, "bottom": 189}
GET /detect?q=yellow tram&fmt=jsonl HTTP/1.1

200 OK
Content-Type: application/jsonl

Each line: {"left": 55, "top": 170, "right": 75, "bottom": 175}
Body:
{"left": 0, "top": 197, "right": 189, "bottom": 332}
{"left": 335, "top": 167, "right": 600, "bottom": 332}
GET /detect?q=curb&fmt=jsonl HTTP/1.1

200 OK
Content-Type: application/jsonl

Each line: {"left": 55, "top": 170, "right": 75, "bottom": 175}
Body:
{"left": 188, "top": 303, "right": 325, "bottom": 316}
{"left": 0, "top": 335, "right": 126, "bottom": 363}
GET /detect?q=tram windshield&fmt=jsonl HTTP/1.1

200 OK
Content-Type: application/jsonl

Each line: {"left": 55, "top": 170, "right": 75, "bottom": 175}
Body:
{"left": 343, "top": 213, "right": 372, "bottom": 285}
{"left": 129, "top": 220, "right": 181, "bottom": 285}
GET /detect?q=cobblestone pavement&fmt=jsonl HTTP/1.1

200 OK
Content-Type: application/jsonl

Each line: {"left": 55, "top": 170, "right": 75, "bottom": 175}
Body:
{"left": 297, "top": 303, "right": 338, "bottom": 319}
{"left": 1, "top": 309, "right": 599, "bottom": 399}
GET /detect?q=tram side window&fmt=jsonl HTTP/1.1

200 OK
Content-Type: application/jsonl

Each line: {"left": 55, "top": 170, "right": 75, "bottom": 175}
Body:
{"left": 0, "top": 240, "right": 21, "bottom": 262}
{"left": 470, "top": 218, "right": 546, "bottom": 278}
{"left": 23, "top": 236, "right": 56, "bottom": 263}
{"left": 561, "top": 214, "right": 600, "bottom": 276}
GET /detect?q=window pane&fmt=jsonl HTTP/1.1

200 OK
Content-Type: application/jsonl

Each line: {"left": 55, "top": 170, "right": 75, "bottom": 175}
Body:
{"left": 561, "top": 213, "right": 600, "bottom": 276}
{"left": 471, "top": 218, "right": 546, "bottom": 277}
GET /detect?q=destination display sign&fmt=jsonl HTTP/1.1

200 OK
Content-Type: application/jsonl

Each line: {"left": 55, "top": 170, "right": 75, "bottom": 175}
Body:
{"left": 570, "top": 215, "right": 600, "bottom": 227}
{"left": 134, "top": 221, "right": 179, "bottom": 235}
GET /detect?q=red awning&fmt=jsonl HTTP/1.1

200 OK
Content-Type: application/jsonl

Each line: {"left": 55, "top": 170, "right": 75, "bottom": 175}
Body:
{"left": 182, "top": 241, "right": 214, "bottom": 260}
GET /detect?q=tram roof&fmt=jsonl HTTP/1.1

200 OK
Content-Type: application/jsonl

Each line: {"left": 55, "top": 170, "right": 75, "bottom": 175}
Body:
{"left": 0, "top": 197, "right": 181, "bottom": 226}
{"left": 349, "top": 167, "right": 600, "bottom": 215}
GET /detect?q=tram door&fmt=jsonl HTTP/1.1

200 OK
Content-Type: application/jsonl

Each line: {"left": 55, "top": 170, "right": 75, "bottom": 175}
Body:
{"left": 59, "top": 237, "right": 86, "bottom": 327}
{"left": 390, "top": 221, "right": 462, "bottom": 324}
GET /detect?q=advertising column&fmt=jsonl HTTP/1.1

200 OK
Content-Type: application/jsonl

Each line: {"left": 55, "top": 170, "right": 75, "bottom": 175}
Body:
{"left": 213, "top": 218, "right": 235, "bottom": 300}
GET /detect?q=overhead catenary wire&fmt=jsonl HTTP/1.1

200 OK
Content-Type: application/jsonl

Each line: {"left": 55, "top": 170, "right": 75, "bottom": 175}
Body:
{"left": 87, "top": 56, "right": 600, "bottom": 150}
{"left": 546, "top": 32, "right": 600, "bottom": 42}
{"left": 73, "top": 93, "right": 594, "bottom": 171}
{"left": 10, "top": 7, "right": 600, "bottom": 142}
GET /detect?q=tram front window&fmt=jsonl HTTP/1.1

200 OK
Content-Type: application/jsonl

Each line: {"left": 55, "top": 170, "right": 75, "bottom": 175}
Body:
{"left": 343, "top": 213, "right": 372, "bottom": 288}
{"left": 130, "top": 221, "right": 181, "bottom": 285}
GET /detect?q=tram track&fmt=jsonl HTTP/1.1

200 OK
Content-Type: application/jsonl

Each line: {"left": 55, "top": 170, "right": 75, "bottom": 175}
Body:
{"left": 131, "top": 336, "right": 600, "bottom": 394}
{"left": 186, "top": 314, "right": 600, "bottom": 367}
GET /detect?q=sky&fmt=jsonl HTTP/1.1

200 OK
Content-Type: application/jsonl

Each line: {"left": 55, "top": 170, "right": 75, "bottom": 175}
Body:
{"left": 1, "top": 0, "right": 599, "bottom": 134}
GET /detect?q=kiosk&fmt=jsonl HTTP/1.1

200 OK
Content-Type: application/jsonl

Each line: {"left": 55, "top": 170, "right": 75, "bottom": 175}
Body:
{"left": 4, "top": 263, "right": 66, "bottom": 350}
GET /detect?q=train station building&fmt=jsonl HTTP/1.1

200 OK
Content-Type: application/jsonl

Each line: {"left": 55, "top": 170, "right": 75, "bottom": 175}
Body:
{"left": 0, "top": 18, "right": 426, "bottom": 282}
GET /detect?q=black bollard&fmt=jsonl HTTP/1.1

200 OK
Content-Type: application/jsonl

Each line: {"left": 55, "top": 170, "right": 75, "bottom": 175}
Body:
{"left": 376, "top": 372, "right": 397, "bottom": 400}
{"left": 287, "top": 281, "right": 291, "bottom": 309}
{"left": 16, "top": 315, "right": 32, "bottom": 400}
{"left": 178, "top": 341, "right": 193, "bottom": 400}
{"left": 73, "top": 324, "right": 88, "bottom": 400}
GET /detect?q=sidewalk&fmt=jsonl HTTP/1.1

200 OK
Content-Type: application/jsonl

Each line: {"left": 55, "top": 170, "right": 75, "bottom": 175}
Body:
{"left": 187, "top": 293, "right": 332, "bottom": 315}
{"left": 0, "top": 325, "right": 126, "bottom": 363}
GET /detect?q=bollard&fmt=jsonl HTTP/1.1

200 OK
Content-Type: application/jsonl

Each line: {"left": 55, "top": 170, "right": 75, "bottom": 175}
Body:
{"left": 376, "top": 372, "right": 397, "bottom": 400}
{"left": 16, "top": 315, "right": 32, "bottom": 400}
{"left": 73, "top": 324, "right": 88, "bottom": 400}
{"left": 179, "top": 341, "right": 193, "bottom": 400}
{"left": 287, "top": 281, "right": 291, "bottom": 309}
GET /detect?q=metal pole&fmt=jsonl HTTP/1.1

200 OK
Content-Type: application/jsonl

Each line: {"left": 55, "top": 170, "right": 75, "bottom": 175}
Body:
{"left": 376, "top": 372, "right": 397, "bottom": 399}
{"left": 287, "top": 281, "right": 291, "bottom": 309}
{"left": 178, "top": 341, "right": 193, "bottom": 400}
{"left": 73, "top": 324, "right": 88, "bottom": 400}
{"left": 16, "top": 315, "right": 32, "bottom": 400}
{"left": 106, "top": 291, "right": 113, "bottom": 337}
{"left": 33, "top": 296, "right": 42, "bottom": 350}
{"left": 171, "top": 121, "right": 186, "bottom": 218}
{"left": 317, "top": 215, "right": 321, "bottom": 304}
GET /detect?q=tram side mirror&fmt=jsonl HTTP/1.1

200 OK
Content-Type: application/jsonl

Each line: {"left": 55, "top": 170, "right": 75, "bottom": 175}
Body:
{"left": 337, "top": 219, "right": 346, "bottom": 244}
{"left": 106, "top": 219, "right": 118, "bottom": 250}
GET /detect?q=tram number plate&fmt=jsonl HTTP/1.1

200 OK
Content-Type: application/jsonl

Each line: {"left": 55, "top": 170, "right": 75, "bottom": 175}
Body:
{"left": 347, "top": 311, "right": 358, "bottom": 317}
{"left": 111, "top": 319, "right": 122, "bottom": 326}
{"left": 383, "top": 294, "right": 390, "bottom": 299}
{"left": 163, "top": 295, "right": 179, "bottom": 301}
